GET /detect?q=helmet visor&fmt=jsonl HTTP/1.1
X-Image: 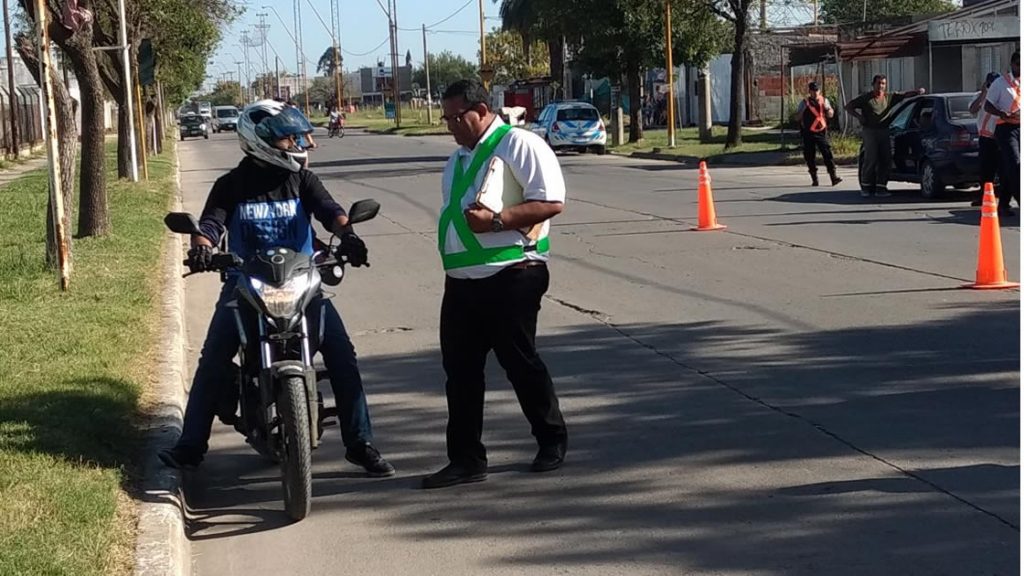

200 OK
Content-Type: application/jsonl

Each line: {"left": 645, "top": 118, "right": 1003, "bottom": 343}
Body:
{"left": 255, "top": 106, "right": 315, "bottom": 144}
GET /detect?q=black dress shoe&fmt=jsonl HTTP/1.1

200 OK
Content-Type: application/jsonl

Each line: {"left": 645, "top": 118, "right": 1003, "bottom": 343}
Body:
{"left": 158, "top": 446, "right": 203, "bottom": 470}
{"left": 346, "top": 442, "right": 396, "bottom": 477}
{"left": 421, "top": 463, "right": 487, "bottom": 489}
{"left": 530, "top": 443, "right": 566, "bottom": 473}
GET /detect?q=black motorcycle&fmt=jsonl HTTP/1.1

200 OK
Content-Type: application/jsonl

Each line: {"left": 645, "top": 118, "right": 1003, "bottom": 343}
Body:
{"left": 328, "top": 116, "right": 345, "bottom": 139}
{"left": 164, "top": 199, "right": 379, "bottom": 521}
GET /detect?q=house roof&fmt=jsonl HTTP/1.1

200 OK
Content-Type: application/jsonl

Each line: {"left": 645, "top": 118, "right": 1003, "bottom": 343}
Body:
{"left": 837, "top": 0, "right": 1019, "bottom": 61}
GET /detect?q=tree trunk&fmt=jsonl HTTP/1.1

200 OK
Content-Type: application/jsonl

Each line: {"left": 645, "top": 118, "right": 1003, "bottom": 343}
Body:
{"left": 725, "top": 18, "right": 746, "bottom": 148}
{"left": 627, "top": 60, "right": 643, "bottom": 143}
{"left": 15, "top": 34, "right": 76, "bottom": 268}
{"left": 65, "top": 37, "right": 109, "bottom": 236}
{"left": 116, "top": 99, "right": 132, "bottom": 177}
{"left": 547, "top": 38, "right": 564, "bottom": 99}
{"left": 153, "top": 84, "right": 164, "bottom": 153}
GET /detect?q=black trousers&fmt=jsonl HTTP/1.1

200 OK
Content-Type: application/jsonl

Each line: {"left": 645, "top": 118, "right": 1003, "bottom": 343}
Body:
{"left": 995, "top": 123, "right": 1020, "bottom": 210}
{"left": 979, "top": 135, "right": 1000, "bottom": 186}
{"left": 802, "top": 130, "right": 836, "bottom": 176}
{"left": 440, "top": 264, "right": 568, "bottom": 470}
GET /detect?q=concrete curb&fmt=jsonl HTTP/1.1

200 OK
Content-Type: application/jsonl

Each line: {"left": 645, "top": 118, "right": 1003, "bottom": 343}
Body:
{"left": 133, "top": 142, "right": 190, "bottom": 576}
{"left": 624, "top": 150, "right": 858, "bottom": 168}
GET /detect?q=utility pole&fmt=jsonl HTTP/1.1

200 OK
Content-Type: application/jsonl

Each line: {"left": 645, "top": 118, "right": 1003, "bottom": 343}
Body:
{"left": 235, "top": 60, "right": 244, "bottom": 105}
{"left": 36, "top": 0, "right": 69, "bottom": 289}
{"left": 240, "top": 34, "right": 253, "bottom": 102}
{"left": 258, "top": 14, "right": 270, "bottom": 98}
{"left": 3, "top": 0, "right": 17, "bottom": 157}
{"left": 423, "top": 23, "right": 432, "bottom": 124}
{"left": 478, "top": 0, "right": 493, "bottom": 90}
{"left": 330, "top": 0, "right": 343, "bottom": 109}
{"left": 275, "top": 56, "right": 280, "bottom": 99}
{"left": 388, "top": 0, "right": 402, "bottom": 127}
{"left": 665, "top": 0, "right": 675, "bottom": 148}
{"left": 118, "top": 0, "right": 138, "bottom": 182}
{"left": 760, "top": 0, "right": 767, "bottom": 31}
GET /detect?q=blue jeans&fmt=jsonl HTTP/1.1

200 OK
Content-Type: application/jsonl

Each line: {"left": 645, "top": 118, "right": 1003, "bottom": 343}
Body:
{"left": 177, "top": 279, "right": 373, "bottom": 455}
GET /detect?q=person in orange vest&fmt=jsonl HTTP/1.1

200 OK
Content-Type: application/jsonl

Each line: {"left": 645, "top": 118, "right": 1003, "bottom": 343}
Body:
{"left": 984, "top": 51, "right": 1020, "bottom": 218}
{"left": 794, "top": 81, "right": 841, "bottom": 187}
{"left": 969, "top": 72, "right": 1001, "bottom": 207}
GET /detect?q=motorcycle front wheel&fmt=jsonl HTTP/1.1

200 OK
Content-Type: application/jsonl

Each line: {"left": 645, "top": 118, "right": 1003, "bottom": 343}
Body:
{"left": 277, "top": 376, "right": 312, "bottom": 521}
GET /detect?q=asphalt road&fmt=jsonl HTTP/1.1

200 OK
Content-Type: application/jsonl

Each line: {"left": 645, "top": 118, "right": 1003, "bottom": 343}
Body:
{"left": 176, "top": 129, "right": 1019, "bottom": 575}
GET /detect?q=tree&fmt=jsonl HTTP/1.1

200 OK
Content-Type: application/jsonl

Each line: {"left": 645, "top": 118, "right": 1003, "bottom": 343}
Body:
{"left": 575, "top": 0, "right": 725, "bottom": 143}
{"left": 822, "top": 0, "right": 954, "bottom": 24}
{"left": 483, "top": 29, "right": 550, "bottom": 85}
{"left": 295, "top": 76, "right": 334, "bottom": 106}
{"left": 317, "top": 46, "right": 342, "bottom": 77}
{"left": 412, "top": 51, "right": 478, "bottom": 97}
{"left": 705, "top": 0, "right": 756, "bottom": 148}
{"left": 20, "top": 0, "right": 109, "bottom": 237}
{"left": 198, "top": 80, "right": 242, "bottom": 106}
{"left": 495, "top": 0, "right": 577, "bottom": 97}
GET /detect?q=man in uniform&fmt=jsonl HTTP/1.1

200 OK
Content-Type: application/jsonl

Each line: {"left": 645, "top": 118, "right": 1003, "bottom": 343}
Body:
{"left": 985, "top": 51, "right": 1020, "bottom": 217}
{"left": 794, "top": 81, "right": 841, "bottom": 187}
{"left": 422, "top": 79, "right": 569, "bottom": 489}
{"left": 845, "top": 75, "right": 924, "bottom": 197}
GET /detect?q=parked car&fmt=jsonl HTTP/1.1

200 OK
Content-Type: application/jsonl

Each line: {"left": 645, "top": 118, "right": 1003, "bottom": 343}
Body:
{"left": 529, "top": 102, "right": 607, "bottom": 155}
{"left": 857, "top": 93, "right": 981, "bottom": 198}
{"left": 212, "top": 106, "right": 240, "bottom": 132}
{"left": 179, "top": 113, "right": 209, "bottom": 140}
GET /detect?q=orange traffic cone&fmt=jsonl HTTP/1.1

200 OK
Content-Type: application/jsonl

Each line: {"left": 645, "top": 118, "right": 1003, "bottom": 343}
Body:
{"left": 692, "top": 160, "right": 726, "bottom": 231}
{"left": 964, "top": 183, "right": 1019, "bottom": 290}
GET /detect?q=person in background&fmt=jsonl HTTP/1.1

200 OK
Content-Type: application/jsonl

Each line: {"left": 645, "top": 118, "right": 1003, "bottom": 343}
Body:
{"left": 984, "top": 51, "right": 1020, "bottom": 218}
{"left": 845, "top": 75, "right": 925, "bottom": 198}
{"left": 969, "top": 72, "right": 1002, "bottom": 206}
{"left": 794, "top": 81, "right": 842, "bottom": 187}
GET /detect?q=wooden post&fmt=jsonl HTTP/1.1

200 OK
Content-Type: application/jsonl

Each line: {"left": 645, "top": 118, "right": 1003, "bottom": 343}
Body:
{"left": 36, "top": 0, "right": 69, "bottom": 290}
{"left": 3, "top": 0, "right": 18, "bottom": 157}
{"left": 665, "top": 0, "right": 676, "bottom": 148}
{"left": 135, "top": 70, "right": 148, "bottom": 179}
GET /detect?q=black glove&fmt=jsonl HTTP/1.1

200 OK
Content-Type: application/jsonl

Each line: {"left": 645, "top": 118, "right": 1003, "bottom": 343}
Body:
{"left": 335, "top": 232, "right": 369, "bottom": 267}
{"left": 186, "top": 244, "right": 215, "bottom": 273}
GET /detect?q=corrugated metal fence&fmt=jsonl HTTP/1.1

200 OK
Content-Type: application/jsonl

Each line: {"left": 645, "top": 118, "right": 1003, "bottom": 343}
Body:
{"left": 0, "top": 85, "right": 45, "bottom": 152}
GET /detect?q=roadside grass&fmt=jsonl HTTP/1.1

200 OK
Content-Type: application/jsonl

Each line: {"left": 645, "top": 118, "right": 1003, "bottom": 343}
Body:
{"left": 611, "top": 127, "right": 861, "bottom": 165}
{"left": 0, "top": 142, "right": 176, "bottom": 575}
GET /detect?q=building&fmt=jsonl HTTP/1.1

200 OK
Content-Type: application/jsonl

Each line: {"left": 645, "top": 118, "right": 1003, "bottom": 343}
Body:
{"left": 836, "top": 0, "right": 1019, "bottom": 97}
{"left": 359, "top": 63, "right": 413, "bottom": 106}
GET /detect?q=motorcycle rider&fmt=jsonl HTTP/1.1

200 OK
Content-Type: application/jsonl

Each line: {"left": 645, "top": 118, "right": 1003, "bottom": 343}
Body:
{"left": 328, "top": 105, "right": 344, "bottom": 132}
{"left": 159, "top": 100, "right": 395, "bottom": 477}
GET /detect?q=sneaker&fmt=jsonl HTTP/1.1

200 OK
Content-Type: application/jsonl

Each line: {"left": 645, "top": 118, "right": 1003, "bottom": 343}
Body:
{"left": 860, "top": 190, "right": 872, "bottom": 198}
{"left": 830, "top": 175, "right": 843, "bottom": 187}
{"left": 874, "top": 188, "right": 891, "bottom": 198}
{"left": 345, "top": 442, "right": 396, "bottom": 477}
{"left": 421, "top": 463, "right": 488, "bottom": 489}
{"left": 810, "top": 175, "right": 819, "bottom": 187}
{"left": 158, "top": 446, "right": 203, "bottom": 470}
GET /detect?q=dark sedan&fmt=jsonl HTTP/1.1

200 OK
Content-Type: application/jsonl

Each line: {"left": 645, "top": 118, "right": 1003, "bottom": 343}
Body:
{"left": 179, "top": 114, "right": 209, "bottom": 140}
{"left": 858, "top": 93, "right": 981, "bottom": 198}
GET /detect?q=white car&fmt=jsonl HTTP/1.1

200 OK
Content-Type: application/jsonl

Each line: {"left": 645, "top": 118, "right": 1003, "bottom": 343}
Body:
{"left": 529, "top": 102, "right": 607, "bottom": 154}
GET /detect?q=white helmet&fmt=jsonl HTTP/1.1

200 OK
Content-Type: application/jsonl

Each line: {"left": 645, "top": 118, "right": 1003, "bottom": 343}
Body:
{"left": 237, "top": 99, "right": 313, "bottom": 172}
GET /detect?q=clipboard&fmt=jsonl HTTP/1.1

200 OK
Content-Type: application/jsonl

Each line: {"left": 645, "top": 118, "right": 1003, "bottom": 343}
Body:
{"left": 475, "top": 156, "right": 543, "bottom": 241}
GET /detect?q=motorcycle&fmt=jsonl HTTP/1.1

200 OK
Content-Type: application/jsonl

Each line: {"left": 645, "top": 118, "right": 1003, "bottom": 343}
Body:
{"left": 328, "top": 116, "right": 345, "bottom": 139}
{"left": 164, "top": 199, "right": 380, "bottom": 521}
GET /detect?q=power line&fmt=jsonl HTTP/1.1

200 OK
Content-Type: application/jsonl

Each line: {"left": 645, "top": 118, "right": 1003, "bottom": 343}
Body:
{"left": 398, "top": 0, "right": 475, "bottom": 31}
{"left": 342, "top": 37, "right": 390, "bottom": 57}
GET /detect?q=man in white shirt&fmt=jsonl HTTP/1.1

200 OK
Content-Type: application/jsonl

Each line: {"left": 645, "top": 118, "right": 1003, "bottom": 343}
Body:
{"left": 969, "top": 72, "right": 1001, "bottom": 206}
{"left": 423, "top": 79, "right": 568, "bottom": 489}
{"left": 985, "top": 51, "right": 1020, "bottom": 217}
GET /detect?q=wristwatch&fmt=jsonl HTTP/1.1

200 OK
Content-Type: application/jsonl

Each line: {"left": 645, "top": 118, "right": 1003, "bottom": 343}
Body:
{"left": 490, "top": 212, "right": 504, "bottom": 232}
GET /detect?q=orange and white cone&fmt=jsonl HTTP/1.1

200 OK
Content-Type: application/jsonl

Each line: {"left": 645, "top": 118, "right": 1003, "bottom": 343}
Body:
{"left": 964, "top": 183, "right": 1019, "bottom": 290}
{"left": 692, "top": 160, "right": 726, "bottom": 231}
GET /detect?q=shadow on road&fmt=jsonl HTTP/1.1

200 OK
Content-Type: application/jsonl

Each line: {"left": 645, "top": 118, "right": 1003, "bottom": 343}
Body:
{"left": 182, "top": 295, "right": 1019, "bottom": 572}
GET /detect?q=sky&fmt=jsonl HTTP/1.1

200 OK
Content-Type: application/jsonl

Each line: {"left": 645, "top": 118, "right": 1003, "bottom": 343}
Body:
{"left": 206, "top": 0, "right": 499, "bottom": 89}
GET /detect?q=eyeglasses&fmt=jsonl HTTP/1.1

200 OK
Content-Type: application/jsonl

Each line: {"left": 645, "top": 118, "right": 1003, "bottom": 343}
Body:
{"left": 440, "top": 108, "right": 472, "bottom": 124}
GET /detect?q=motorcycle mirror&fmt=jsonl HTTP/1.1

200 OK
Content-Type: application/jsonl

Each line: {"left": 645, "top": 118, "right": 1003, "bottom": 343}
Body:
{"left": 164, "top": 212, "right": 201, "bottom": 235}
{"left": 347, "top": 199, "right": 380, "bottom": 224}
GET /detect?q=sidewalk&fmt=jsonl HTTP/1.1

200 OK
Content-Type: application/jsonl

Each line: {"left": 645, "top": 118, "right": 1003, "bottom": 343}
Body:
{"left": 0, "top": 155, "right": 49, "bottom": 186}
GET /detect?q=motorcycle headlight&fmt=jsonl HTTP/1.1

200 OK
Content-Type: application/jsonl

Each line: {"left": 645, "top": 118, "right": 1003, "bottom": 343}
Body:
{"left": 250, "top": 274, "right": 311, "bottom": 319}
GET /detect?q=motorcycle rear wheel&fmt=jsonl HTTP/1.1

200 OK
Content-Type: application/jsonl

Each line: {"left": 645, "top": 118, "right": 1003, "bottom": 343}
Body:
{"left": 277, "top": 376, "right": 312, "bottom": 521}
